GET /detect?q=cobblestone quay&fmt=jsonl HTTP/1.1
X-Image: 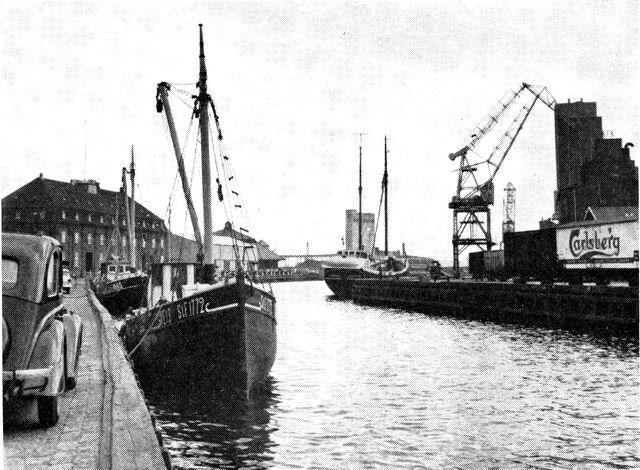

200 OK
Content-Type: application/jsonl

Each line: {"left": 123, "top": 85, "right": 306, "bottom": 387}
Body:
{"left": 3, "top": 281, "right": 166, "bottom": 469}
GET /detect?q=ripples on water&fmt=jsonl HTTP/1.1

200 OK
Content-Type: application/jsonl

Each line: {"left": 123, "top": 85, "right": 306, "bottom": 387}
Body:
{"left": 141, "top": 282, "right": 639, "bottom": 469}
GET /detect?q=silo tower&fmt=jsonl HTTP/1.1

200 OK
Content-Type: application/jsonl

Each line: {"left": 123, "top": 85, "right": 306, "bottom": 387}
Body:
{"left": 503, "top": 182, "right": 516, "bottom": 233}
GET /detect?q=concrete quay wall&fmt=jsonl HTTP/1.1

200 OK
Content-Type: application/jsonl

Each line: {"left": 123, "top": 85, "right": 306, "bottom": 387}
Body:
{"left": 353, "top": 279, "right": 639, "bottom": 336}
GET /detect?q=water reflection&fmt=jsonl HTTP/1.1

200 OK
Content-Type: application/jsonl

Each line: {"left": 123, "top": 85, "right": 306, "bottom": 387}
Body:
{"left": 139, "top": 282, "right": 639, "bottom": 469}
{"left": 141, "top": 375, "right": 280, "bottom": 469}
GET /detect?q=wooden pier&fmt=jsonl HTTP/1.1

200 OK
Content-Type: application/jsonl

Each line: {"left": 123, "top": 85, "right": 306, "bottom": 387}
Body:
{"left": 352, "top": 279, "right": 638, "bottom": 336}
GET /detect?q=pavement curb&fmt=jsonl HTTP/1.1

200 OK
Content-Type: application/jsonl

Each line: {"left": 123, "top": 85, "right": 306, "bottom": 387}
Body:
{"left": 86, "top": 286, "right": 170, "bottom": 470}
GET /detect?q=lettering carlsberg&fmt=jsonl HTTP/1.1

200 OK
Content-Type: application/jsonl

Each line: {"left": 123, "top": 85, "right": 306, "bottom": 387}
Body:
{"left": 569, "top": 227, "right": 620, "bottom": 259}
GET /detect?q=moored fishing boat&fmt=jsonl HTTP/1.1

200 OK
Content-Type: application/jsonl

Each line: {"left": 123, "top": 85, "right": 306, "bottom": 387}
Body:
{"left": 93, "top": 263, "right": 148, "bottom": 316}
{"left": 92, "top": 149, "right": 148, "bottom": 316}
{"left": 123, "top": 25, "right": 276, "bottom": 395}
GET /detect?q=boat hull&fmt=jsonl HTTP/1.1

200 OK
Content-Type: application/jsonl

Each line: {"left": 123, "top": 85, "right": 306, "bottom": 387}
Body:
{"left": 94, "top": 274, "right": 148, "bottom": 316}
{"left": 124, "top": 279, "right": 276, "bottom": 395}
{"left": 323, "top": 261, "right": 409, "bottom": 299}
{"left": 323, "top": 268, "right": 362, "bottom": 298}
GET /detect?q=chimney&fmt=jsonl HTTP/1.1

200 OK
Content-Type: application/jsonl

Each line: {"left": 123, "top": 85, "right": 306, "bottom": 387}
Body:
{"left": 39, "top": 173, "right": 43, "bottom": 179}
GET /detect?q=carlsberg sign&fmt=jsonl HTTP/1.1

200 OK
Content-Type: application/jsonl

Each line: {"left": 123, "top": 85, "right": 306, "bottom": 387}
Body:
{"left": 556, "top": 220, "right": 638, "bottom": 266}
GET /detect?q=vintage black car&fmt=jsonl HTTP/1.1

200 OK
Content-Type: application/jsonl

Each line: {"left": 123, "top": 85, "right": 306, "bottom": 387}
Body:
{"left": 2, "top": 233, "right": 83, "bottom": 427}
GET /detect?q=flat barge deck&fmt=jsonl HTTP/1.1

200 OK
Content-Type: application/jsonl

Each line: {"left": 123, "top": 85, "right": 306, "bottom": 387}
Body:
{"left": 352, "top": 279, "right": 638, "bottom": 336}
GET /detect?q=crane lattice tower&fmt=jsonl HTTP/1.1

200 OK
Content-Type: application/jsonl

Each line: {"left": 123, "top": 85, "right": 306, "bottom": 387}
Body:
{"left": 503, "top": 182, "right": 516, "bottom": 233}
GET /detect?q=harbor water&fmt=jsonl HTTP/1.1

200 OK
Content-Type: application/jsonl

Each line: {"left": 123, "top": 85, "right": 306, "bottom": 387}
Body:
{"left": 140, "top": 282, "right": 639, "bottom": 469}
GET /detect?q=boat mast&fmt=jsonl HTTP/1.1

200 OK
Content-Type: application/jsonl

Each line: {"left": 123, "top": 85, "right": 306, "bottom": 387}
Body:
{"left": 129, "top": 145, "right": 137, "bottom": 268}
{"left": 198, "top": 24, "right": 215, "bottom": 282}
{"left": 156, "top": 83, "right": 204, "bottom": 252}
{"left": 122, "top": 166, "right": 132, "bottom": 263}
{"left": 115, "top": 182, "right": 121, "bottom": 279}
{"left": 358, "top": 140, "right": 363, "bottom": 252}
{"left": 383, "top": 135, "right": 388, "bottom": 256}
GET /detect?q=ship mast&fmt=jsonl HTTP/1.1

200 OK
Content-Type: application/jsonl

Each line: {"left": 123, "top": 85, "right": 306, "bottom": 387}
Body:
{"left": 358, "top": 141, "right": 363, "bottom": 252}
{"left": 122, "top": 167, "right": 131, "bottom": 264}
{"left": 198, "top": 24, "right": 215, "bottom": 282}
{"left": 383, "top": 136, "right": 388, "bottom": 256}
{"left": 129, "top": 145, "right": 137, "bottom": 268}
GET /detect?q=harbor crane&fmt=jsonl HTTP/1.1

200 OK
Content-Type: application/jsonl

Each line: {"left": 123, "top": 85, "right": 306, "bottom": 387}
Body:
{"left": 448, "top": 83, "right": 556, "bottom": 278}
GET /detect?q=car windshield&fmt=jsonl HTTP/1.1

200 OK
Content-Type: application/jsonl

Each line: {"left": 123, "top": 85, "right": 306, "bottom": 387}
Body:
{"left": 2, "top": 258, "right": 18, "bottom": 288}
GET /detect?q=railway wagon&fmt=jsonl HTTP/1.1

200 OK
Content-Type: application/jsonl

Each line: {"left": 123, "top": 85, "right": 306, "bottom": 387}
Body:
{"left": 503, "top": 228, "right": 559, "bottom": 282}
{"left": 469, "top": 250, "right": 505, "bottom": 280}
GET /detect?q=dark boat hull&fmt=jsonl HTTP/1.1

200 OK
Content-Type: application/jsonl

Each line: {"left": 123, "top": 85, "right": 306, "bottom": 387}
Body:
{"left": 323, "top": 269, "right": 361, "bottom": 298}
{"left": 124, "top": 279, "right": 276, "bottom": 395}
{"left": 94, "top": 275, "right": 148, "bottom": 316}
{"left": 323, "top": 268, "right": 407, "bottom": 298}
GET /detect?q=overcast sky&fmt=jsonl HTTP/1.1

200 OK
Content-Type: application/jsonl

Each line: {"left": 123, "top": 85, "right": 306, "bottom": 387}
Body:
{"left": 1, "top": 1, "right": 637, "bottom": 264}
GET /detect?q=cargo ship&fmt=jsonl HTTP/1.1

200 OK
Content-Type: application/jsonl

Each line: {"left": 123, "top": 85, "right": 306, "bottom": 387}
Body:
{"left": 323, "top": 136, "right": 408, "bottom": 297}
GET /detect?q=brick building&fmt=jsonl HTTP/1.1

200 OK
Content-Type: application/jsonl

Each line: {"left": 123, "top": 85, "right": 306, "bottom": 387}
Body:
{"left": 554, "top": 101, "right": 638, "bottom": 223}
{"left": 2, "top": 175, "right": 172, "bottom": 276}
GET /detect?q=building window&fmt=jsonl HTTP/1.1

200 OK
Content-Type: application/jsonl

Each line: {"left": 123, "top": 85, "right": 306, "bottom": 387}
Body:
{"left": 100, "top": 233, "right": 105, "bottom": 246}
{"left": 88, "top": 214, "right": 92, "bottom": 222}
{"left": 122, "top": 237, "right": 127, "bottom": 248}
{"left": 142, "top": 220, "right": 146, "bottom": 228}
{"left": 87, "top": 233, "right": 92, "bottom": 245}
{"left": 60, "top": 230, "right": 67, "bottom": 243}
{"left": 15, "top": 211, "right": 20, "bottom": 220}
{"left": 61, "top": 210, "right": 66, "bottom": 219}
{"left": 122, "top": 218, "right": 126, "bottom": 226}
{"left": 152, "top": 239, "right": 156, "bottom": 249}
{"left": 74, "top": 232, "right": 80, "bottom": 244}
{"left": 160, "top": 238, "right": 164, "bottom": 249}
{"left": 111, "top": 217, "right": 115, "bottom": 224}
{"left": 99, "top": 253, "right": 105, "bottom": 262}
{"left": 39, "top": 211, "right": 45, "bottom": 219}
{"left": 100, "top": 215, "right": 104, "bottom": 224}
{"left": 74, "top": 251, "right": 80, "bottom": 269}
{"left": 142, "top": 238, "right": 146, "bottom": 248}
{"left": 75, "top": 212, "right": 79, "bottom": 221}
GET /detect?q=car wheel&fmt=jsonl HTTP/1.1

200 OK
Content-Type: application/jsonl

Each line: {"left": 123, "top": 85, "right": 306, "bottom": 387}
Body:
{"left": 37, "top": 396, "right": 60, "bottom": 427}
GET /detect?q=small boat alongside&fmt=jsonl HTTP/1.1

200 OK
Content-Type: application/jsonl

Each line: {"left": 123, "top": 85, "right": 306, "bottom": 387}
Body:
{"left": 123, "top": 24, "right": 276, "bottom": 395}
{"left": 92, "top": 149, "right": 148, "bottom": 316}
{"left": 92, "top": 263, "right": 148, "bottom": 316}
